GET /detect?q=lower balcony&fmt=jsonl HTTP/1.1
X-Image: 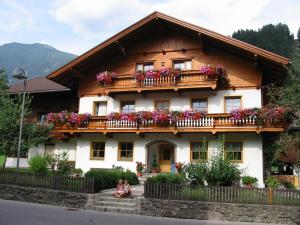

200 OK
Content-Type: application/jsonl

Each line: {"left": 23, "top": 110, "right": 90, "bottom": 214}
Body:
{"left": 51, "top": 114, "right": 284, "bottom": 135}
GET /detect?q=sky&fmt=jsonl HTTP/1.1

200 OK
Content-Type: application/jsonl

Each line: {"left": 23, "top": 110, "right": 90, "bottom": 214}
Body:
{"left": 0, "top": 0, "right": 299, "bottom": 55}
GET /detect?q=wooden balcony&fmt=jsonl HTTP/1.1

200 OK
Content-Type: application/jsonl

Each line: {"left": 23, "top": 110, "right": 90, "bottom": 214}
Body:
{"left": 51, "top": 114, "right": 284, "bottom": 136}
{"left": 100, "top": 70, "right": 217, "bottom": 94}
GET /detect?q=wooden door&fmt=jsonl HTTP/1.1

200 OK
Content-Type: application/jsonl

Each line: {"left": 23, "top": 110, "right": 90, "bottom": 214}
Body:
{"left": 159, "top": 144, "right": 174, "bottom": 173}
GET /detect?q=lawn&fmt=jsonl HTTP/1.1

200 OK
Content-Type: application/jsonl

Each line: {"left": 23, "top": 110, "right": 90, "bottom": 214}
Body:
{"left": 0, "top": 154, "right": 5, "bottom": 167}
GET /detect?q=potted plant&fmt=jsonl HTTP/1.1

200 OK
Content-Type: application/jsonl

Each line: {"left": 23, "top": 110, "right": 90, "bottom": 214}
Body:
{"left": 136, "top": 161, "right": 145, "bottom": 177}
{"left": 96, "top": 71, "right": 117, "bottom": 86}
{"left": 151, "top": 154, "right": 159, "bottom": 173}
{"left": 242, "top": 176, "right": 258, "bottom": 187}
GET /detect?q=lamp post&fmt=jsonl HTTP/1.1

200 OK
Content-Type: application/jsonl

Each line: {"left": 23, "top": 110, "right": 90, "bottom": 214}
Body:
{"left": 12, "top": 67, "right": 27, "bottom": 170}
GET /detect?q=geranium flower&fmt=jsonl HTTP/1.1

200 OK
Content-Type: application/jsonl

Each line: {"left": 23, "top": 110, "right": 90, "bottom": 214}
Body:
{"left": 96, "top": 71, "right": 117, "bottom": 86}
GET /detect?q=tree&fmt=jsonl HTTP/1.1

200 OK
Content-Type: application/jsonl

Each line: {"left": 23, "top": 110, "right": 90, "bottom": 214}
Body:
{"left": 0, "top": 70, "right": 50, "bottom": 168}
{"left": 297, "top": 27, "right": 300, "bottom": 41}
{"left": 232, "top": 23, "right": 294, "bottom": 57}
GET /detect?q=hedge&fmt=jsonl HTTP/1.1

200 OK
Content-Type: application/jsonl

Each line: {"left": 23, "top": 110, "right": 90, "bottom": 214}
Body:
{"left": 85, "top": 169, "right": 139, "bottom": 192}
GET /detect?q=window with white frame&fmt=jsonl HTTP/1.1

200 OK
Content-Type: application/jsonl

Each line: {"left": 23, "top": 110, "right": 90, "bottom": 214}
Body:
{"left": 173, "top": 60, "right": 192, "bottom": 70}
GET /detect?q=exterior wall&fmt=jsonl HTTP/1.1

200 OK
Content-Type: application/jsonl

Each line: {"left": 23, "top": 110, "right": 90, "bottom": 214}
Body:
{"left": 5, "top": 141, "right": 76, "bottom": 168}
{"left": 75, "top": 133, "right": 264, "bottom": 187}
{"left": 79, "top": 89, "right": 262, "bottom": 114}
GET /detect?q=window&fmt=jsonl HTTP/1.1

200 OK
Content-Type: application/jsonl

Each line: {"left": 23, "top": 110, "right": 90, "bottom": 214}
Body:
{"left": 37, "top": 112, "right": 48, "bottom": 124}
{"left": 225, "top": 142, "right": 243, "bottom": 162}
{"left": 45, "top": 144, "right": 55, "bottom": 156}
{"left": 120, "top": 101, "right": 135, "bottom": 113}
{"left": 118, "top": 142, "right": 133, "bottom": 161}
{"left": 93, "top": 101, "right": 107, "bottom": 116}
{"left": 173, "top": 60, "right": 192, "bottom": 70}
{"left": 225, "top": 96, "right": 241, "bottom": 113}
{"left": 90, "top": 142, "right": 105, "bottom": 160}
{"left": 191, "top": 99, "right": 208, "bottom": 112}
{"left": 136, "top": 62, "right": 154, "bottom": 72}
{"left": 191, "top": 142, "right": 208, "bottom": 161}
{"left": 155, "top": 100, "right": 170, "bottom": 111}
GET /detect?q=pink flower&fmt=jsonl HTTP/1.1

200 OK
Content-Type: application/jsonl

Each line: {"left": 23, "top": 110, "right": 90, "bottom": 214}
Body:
{"left": 96, "top": 71, "right": 117, "bottom": 86}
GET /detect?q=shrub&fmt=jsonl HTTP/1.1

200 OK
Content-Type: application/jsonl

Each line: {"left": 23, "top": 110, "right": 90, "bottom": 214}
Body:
{"left": 206, "top": 137, "right": 241, "bottom": 186}
{"left": 28, "top": 155, "right": 48, "bottom": 176}
{"left": 281, "top": 181, "right": 295, "bottom": 190}
{"left": 265, "top": 177, "right": 281, "bottom": 189}
{"left": 85, "top": 169, "right": 138, "bottom": 192}
{"left": 242, "top": 176, "right": 258, "bottom": 186}
{"left": 146, "top": 173, "right": 185, "bottom": 184}
{"left": 73, "top": 168, "right": 83, "bottom": 178}
{"left": 184, "top": 162, "right": 207, "bottom": 185}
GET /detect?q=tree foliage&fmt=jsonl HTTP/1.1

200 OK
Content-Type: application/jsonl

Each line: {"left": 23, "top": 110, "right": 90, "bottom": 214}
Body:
{"left": 297, "top": 27, "right": 300, "bottom": 41}
{"left": 0, "top": 70, "right": 50, "bottom": 167}
{"left": 232, "top": 23, "right": 294, "bottom": 57}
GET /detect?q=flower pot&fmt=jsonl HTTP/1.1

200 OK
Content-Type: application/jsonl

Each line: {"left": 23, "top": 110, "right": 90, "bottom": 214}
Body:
{"left": 137, "top": 172, "right": 142, "bottom": 177}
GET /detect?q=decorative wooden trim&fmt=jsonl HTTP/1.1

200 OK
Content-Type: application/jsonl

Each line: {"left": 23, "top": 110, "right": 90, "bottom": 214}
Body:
{"left": 118, "top": 142, "right": 134, "bottom": 161}
{"left": 224, "top": 141, "right": 243, "bottom": 163}
{"left": 190, "top": 141, "right": 208, "bottom": 162}
{"left": 90, "top": 141, "right": 105, "bottom": 160}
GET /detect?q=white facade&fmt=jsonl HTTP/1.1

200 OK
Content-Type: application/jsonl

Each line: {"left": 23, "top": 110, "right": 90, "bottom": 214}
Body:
{"left": 79, "top": 89, "right": 262, "bottom": 114}
{"left": 75, "top": 132, "right": 264, "bottom": 187}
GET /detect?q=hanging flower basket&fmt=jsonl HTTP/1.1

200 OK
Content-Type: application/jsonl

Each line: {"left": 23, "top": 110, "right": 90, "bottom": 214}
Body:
{"left": 199, "top": 64, "right": 229, "bottom": 87}
{"left": 96, "top": 71, "right": 117, "bottom": 86}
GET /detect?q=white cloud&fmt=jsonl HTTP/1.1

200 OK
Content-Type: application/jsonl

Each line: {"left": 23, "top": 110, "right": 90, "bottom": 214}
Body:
{"left": 51, "top": 0, "right": 271, "bottom": 40}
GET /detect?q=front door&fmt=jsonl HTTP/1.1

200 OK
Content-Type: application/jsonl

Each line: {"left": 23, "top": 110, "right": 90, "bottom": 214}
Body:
{"left": 159, "top": 144, "right": 174, "bottom": 173}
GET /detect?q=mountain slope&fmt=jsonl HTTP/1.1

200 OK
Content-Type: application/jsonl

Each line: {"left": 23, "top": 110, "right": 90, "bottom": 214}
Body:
{"left": 0, "top": 43, "right": 77, "bottom": 82}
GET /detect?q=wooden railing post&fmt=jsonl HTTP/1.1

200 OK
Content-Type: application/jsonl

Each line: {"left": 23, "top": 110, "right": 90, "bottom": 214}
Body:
{"left": 268, "top": 188, "right": 273, "bottom": 205}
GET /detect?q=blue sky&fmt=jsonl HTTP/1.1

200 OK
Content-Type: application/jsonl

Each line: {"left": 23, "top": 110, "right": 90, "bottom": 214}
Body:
{"left": 0, "top": 0, "right": 299, "bottom": 55}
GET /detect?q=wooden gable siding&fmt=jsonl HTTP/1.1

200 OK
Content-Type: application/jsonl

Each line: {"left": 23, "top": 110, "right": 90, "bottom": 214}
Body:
{"left": 78, "top": 32, "right": 261, "bottom": 96}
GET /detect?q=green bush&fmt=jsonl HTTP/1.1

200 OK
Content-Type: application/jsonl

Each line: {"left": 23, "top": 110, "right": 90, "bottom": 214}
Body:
{"left": 206, "top": 148, "right": 241, "bottom": 186}
{"left": 265, "top": 177, "right": 281, "bottom": 189}
{"left": 85, "top": 169, "right": 138, "bottom": 192}
{"left": 281, "top": 181, "right": 295, "bottom": 190}
{"left": 242, "top": 176, "right": 258, "bottom": 186}
{"left": 146, "top": 173, "right": 185, "bottom": 184}
{"left": 184, "top": 162, "right": 207, "bottom": 185}
{"left": 28, "top": 155, "right": 48, "bottom": 176}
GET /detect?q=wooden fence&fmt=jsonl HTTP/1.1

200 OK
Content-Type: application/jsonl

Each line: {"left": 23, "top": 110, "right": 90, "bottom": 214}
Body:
{"left": 0, "top": 170, "right": 94, "bottom": 193}
{"left": 144, "top": 183, "right": 300, "bottom": 206}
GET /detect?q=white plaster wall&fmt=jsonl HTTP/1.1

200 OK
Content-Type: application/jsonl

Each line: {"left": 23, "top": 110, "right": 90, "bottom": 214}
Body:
{"left": 78, "top": 89, "right": 262, "bottom": 114}
{"left": 75, "top": 133, "right": 264, "bottom": 187}
{"left": 5, "top": 142, "right": 76, "bottom": 168}
{"left": 5, "top": 158, "right": 29, "bottom": 168}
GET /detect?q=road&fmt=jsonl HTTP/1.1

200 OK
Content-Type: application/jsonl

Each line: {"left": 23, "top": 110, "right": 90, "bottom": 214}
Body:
{"left": 0, "top": 200, "right": 273, "bottom": 225}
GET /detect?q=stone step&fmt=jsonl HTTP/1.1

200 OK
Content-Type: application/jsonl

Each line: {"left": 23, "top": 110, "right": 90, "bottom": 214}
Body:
{"left": 98, "top": 196, "right": 138, "bottom": 204}
{"left": 95, "top": 201, "right": 137, "bottom": 208}
{"left": 92, "top": 206, "right": 138, "bottom": 214}
{"left": 98, "top": 192, "right": 143, "bottom": 198}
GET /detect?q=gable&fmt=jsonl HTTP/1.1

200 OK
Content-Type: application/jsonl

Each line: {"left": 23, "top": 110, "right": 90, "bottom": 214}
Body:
{"left": 48, "top": 11, "right": 289, "bottom": 88}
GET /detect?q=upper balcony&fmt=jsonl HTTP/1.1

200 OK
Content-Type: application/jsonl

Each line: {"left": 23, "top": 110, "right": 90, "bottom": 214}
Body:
{"left": 97, "top": 70, "right": 218, "bottom": 95}
{"left": 50, "top": 113, "right": 284, "bottom": 136}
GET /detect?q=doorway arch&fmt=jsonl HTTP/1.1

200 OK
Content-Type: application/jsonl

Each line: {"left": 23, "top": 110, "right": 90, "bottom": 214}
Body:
{"left": 146, "top": 140, "right": 177, "bottom": 173}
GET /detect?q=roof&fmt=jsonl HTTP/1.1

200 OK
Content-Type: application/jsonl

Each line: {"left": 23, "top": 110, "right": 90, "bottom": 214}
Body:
{"left": 9, "top": 77, "right": 70, "bottom": 94}
{"left": 48, "top": 11, "right": 290, "bottom": 82}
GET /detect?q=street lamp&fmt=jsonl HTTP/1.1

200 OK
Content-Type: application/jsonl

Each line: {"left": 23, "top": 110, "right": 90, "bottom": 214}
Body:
{"left": 12, "top": 67, "right": 28, "bottom": 170}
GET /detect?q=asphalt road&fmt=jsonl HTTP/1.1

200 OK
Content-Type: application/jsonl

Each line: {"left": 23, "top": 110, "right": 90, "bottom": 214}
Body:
{"left": 0, "top": 200, "right": 274, "bottom": 225}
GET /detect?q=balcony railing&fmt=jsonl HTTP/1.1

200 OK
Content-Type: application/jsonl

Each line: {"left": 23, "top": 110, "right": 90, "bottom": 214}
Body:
{"left": 52, "top": 114, "right": 284, "bottom": 134}
{"left": 100, "top": 70, "right": 217, "bottom": 94}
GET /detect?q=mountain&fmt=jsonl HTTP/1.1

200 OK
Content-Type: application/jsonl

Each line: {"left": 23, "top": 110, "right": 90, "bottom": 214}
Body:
{"left": 0, "top": 42, "right": 77, "bottom": 82}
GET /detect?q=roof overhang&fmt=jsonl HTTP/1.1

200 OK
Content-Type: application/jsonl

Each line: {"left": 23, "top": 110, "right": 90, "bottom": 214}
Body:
{"left": 48, "top": 11, "right": 290, "bottom": 87}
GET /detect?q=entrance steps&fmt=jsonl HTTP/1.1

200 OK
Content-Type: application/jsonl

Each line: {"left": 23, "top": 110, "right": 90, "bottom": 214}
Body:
{"left": 89, "top": 185, "right": 144, "bottom": 215}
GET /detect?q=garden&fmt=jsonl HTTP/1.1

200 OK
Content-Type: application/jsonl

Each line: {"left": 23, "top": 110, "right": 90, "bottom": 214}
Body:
{"left": 0, "top": 152, "right": 139, "bottom": 193}
{"left": 144, "top": 137, "right": 300, "bottom": 206}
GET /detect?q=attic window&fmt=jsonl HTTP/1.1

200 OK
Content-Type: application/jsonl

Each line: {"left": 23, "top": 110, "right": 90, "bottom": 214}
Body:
{"left": 173, "top": 60, "right": 192, "bottom": 70}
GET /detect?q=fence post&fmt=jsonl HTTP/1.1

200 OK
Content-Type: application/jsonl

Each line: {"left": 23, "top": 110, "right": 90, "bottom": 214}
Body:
{"left": 268, "top": 188, "right": 273, "bottom": 205}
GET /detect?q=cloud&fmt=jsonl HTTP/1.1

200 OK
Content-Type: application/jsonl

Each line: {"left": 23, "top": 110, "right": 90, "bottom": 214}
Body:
{"left": 51, "top": 0, "right": 271, "bottom": 40}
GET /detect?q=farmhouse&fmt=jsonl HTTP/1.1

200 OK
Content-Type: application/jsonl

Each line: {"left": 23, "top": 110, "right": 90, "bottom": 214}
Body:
{"left": 13, "top": 12, "right": 292, "bottom": 187}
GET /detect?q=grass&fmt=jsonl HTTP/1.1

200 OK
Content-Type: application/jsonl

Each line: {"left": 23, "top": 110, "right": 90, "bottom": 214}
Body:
{"left": 0, "top": 154, "right": 5, "bottom": 168}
